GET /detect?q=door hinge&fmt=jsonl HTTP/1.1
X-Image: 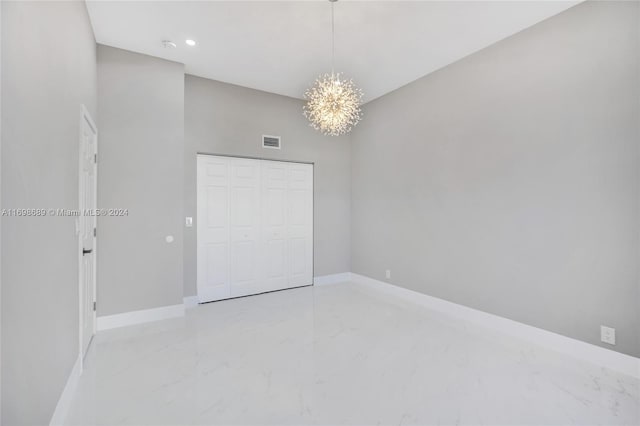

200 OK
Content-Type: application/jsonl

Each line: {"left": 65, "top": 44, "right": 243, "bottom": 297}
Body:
{"left": 93, "top": 301, "right": 96, "bottom": 311}
{"left": 94, "top": 228, "right": 97, "bottom": 238}
{"left": 94, "top": 154, "right": 97, "bottom": 163}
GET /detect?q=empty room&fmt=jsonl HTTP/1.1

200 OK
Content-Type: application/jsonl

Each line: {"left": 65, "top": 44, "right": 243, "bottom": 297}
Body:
{"left": 1, "top": 0, "right": 639, "bottom": 425}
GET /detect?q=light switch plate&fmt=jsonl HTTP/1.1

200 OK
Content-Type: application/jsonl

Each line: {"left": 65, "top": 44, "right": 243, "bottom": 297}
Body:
{"left": 185, "top": 217, "right": 193, "bottom": 227}
{"left": 385, "top": 269, "right": 391, "bottom": 279}
{"left": 600, "top": 325, "right": 615, "bottom": 345}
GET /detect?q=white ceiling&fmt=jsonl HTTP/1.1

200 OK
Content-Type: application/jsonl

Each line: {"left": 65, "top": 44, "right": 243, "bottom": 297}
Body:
{"left": 86, "top": 0, "right": 579, "bottom": 103}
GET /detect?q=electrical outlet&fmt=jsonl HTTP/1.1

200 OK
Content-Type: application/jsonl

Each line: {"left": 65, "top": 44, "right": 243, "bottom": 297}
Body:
{"left": 385, "top": 269, "right": 391, "bottom": 279}
{"left": 185, "top": 217, "right": 193, "bottom": 227}
{"left": 600, "top": 325, "right": 616, "bottom": 345}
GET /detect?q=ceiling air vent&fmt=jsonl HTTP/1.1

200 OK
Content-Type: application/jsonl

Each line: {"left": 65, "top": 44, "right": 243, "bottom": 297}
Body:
{"left": 262, "top": 135, "right": 281, "bottom": 150}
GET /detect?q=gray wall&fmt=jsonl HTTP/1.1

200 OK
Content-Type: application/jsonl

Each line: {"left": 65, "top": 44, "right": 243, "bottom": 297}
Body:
{"left": 1, "top": 1, "right": 4, "bottom": 421}
{"left": 351, "top": 1, "right": 640, "bottom": 357}
{"left": 184, "top": 75, "right": 351, "bottom": 297}
{"left": 1, "top": 1, "right": 97, "bottom": 424}
{"left": 97, "top": 45, "right": 184, "bottom": 316}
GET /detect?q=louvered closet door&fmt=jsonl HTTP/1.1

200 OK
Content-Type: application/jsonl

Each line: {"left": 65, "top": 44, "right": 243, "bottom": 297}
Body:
{"left": 198, "top": 155, "right": 313, "bottom": 303}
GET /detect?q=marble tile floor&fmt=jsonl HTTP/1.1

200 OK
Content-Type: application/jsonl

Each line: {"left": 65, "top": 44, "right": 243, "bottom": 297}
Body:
{"left": 65, "top": 282, "right": 640, "bottom": 425}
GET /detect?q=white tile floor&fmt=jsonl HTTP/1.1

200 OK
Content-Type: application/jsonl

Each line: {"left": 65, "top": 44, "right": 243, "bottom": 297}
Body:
{"left": 66, "top": 282, "right": 640, "bottom": 425}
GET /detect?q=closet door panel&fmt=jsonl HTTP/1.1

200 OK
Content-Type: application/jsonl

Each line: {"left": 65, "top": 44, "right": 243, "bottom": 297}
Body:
{"left": 261, "top": 160, "right": 289, "bottom": 292}
{"left": 287, "top": 163, "right": 313, "bottom": 288}
{"left": 229, "top": 158, "right": 261, "bottom": 298}
{"left": 197, "top": 155, "right": 231, "bottom": 302}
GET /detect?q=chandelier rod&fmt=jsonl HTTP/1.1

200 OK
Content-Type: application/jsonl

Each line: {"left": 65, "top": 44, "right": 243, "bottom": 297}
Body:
{"left": 331, "top": 0, "right": 335, "bottom": 75}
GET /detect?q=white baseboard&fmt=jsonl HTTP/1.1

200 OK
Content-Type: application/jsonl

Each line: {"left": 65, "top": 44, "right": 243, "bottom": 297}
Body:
{"left": 350, "top": 273, "right": 640, "bottom": 379}
{"left": 314, "top": 272, "right": 352, "bottom": 285}
{"left": 49, "top": 354, "right": 81, "bottom": 425}
{"left": 97, "top": 304, "right": 185, "bottom": 331}
{"left": 183, "top": 296, "right": 199, "bottom": 308}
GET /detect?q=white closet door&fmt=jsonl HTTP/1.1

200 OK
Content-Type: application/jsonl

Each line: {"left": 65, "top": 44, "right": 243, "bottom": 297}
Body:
{"left": 229, "top": 158, "right": 261, "bottom": 298}
{"left": 261, "top": 160, "right": 289, "bottom": 292}
{"left": 287, "top": 163, "right": 313, "bottom": 288}
{"left": 198, "top": 155, "right": 313, "bottom": 303}
{"left": 197, "top": 155, "right": 230, "bottom": 302}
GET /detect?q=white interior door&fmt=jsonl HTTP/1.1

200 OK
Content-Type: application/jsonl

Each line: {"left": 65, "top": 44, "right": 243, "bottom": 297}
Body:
{"left": 197, "top": 155, "right": 313, "bottom": 303}
{"left": 197, "top": 155, "right": 230, "bottom": 302}
{"left": 79, "top": 106, "right": 97, "bottom": 358}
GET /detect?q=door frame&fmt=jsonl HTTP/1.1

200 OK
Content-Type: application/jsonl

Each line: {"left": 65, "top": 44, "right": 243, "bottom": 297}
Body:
{"left": 78, "top": 104, "right": 98, "bottom": 369}
{"left": 196, "top": 152, "right": 315, "bottom": 302}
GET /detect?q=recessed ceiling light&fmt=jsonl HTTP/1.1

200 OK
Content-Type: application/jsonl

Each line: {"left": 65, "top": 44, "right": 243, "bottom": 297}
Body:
{"left": 185, "top": 39, "right": 197, "bottom": 47}
{"left": 161, "top": 40, "right": 176, "bottom": 49}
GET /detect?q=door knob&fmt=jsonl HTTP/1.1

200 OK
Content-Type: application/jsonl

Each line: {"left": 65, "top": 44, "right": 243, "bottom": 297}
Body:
{"left": 82, "top": 248, "right": 93, "bottom": 255}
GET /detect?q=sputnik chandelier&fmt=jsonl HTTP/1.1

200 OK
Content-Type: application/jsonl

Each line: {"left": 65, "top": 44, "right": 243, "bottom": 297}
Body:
{"left": 303, "top": 0, "right": 363, "bottom": 136}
